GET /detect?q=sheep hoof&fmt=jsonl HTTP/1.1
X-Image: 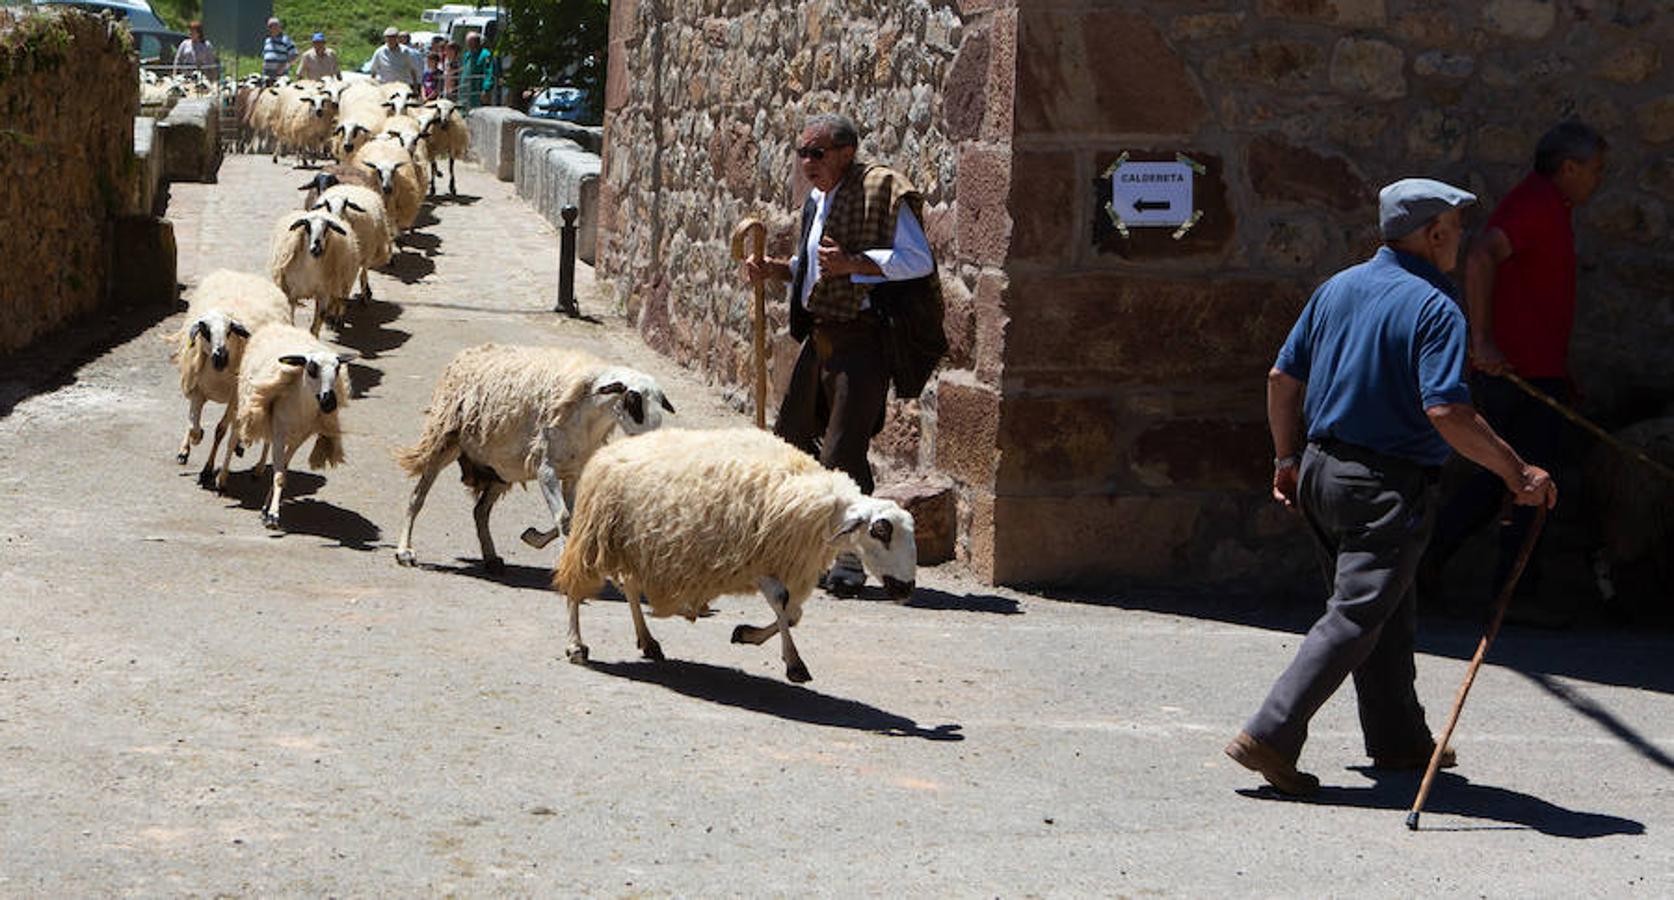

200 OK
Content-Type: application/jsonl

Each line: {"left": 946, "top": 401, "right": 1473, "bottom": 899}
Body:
{"left": 730, "top": 625, "right": 749, "bottom": 645}
{"left": 483, "top": 556, "right": 505, "bottom": 575}
{"left": 786, "top": 661, "right": 812, "bottom": 684}
{"left": 640, "top": 640, "right": 664, "bottom": 662}
{"left": 261, "top": 511, "right": 282, "bottom": 530}
{"left": 395, "top": 549, "right": 417, "bottom": 567}
{"left": 234, "top": 442, "right": 245, "bottom": 458}
{"left": 197, "top": 467, "right": 216, "bottom": 488}
{"left": 176, "top": 450, "right": 190, "bottom": 464}
{"left": 565, "top": 644, "right": 589, "bottom": 665}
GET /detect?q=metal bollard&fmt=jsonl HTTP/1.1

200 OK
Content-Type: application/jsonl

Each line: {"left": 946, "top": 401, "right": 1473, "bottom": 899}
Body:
{"left": 555, "top": 205, "right": 580, "bottom": 317}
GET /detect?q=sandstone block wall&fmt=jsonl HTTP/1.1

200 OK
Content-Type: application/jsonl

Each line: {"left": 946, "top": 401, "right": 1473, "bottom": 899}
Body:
{"left": 597, "top": 0, "right": 1674, "bottom": 588}
{"left": 0, "top": 8, "right": 140, "bottom": 355}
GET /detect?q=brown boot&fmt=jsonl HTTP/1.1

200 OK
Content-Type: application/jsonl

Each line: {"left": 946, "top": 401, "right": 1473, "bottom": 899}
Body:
{"left": 1225, "top": 731, "right": 1320, "bottom": 797}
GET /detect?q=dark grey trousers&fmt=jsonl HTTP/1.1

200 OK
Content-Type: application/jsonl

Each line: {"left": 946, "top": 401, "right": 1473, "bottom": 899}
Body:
{"left": 1244, "top": 441, "right": 1440, "bottom": 762}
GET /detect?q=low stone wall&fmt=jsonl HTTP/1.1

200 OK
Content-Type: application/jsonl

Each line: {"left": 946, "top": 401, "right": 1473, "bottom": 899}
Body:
{"left": 513, "top": 131, "right": 600, "bottom": 263}
{"left": 130, "top": 116, "right": 164, "bottom": 215}
{"left": 467, "top": 106, "right": 604, "bottom": 180}
{"left": 0, "top": 8, "right": 143, "bottom": 355}
{"left": 158, "top": 97, "right": 220, "bottom": 183}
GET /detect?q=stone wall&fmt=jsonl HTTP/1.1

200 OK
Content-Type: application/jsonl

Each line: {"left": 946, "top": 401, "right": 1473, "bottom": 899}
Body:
{"left": 597, "top": 0, "right": 1674, "bottom": 588}
{"left": 0, "top": 8, "right": 141, "bottom": 355}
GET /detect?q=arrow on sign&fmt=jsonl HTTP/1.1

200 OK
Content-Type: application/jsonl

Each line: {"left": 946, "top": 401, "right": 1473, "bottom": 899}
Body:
{"left": 1133, "top": 199, "right": 1171, "bottom": 212}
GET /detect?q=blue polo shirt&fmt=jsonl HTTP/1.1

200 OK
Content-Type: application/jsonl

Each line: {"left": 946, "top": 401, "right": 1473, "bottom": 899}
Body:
{"left": 1275, "top": 247, "right": 1470, "bottom": 467}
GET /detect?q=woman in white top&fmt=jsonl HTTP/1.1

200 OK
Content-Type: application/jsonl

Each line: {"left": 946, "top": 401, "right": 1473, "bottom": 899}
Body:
{"left": 172, "top": 21, "right": 219, "bottom": 79}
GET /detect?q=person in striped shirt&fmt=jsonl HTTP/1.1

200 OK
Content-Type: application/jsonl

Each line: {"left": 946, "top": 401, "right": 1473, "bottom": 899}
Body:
{"left": 261, "top": 18, "right": 297, "bottom": 79}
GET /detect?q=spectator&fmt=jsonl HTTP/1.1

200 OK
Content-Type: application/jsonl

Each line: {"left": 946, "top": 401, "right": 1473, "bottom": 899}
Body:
{"left": 295, "top": 32, "right": 340, "bottom": 81}
{"left": 400, "top": 31, "right": 426, "bottom": 73}
{"left": 422, "top": 52, "right": 443, "bottom": 101}
{"left": 261, "top": 17, "right": 298, "bottom": 80}
{"left": 442, "top": 41, "right": 462, "bottom": 101}
{"left": 368, "top": 26, "right": 422, "bottom": 88}
{"left": 172, "top": 20, "right": 218, "bottom": 79}
{"left": 459, "top": 31, "right": 494, "bottom": 109}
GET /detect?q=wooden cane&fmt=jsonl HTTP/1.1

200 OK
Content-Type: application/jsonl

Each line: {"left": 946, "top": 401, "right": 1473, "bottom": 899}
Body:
{"left": 730, "top": 217, "right": 769, "bottom": 429}
{"left": 1406, "top": 504, "right": 1549, "bottom": 831}
{"left": 1499, "top": 372, "right": 1674, "bottom": 485}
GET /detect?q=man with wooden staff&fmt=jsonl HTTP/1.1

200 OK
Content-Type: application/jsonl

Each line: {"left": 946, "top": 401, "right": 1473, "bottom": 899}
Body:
{"left": 740, "top": 112, "right": 935, "bottom": 596}
{"left": 1226, "top": 179, "right": 1558, "bottom": 797}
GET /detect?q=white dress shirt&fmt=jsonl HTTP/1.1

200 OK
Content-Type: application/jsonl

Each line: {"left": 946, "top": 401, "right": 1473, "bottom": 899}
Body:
{"left": 369, "top": 45, "right": 421, "bottom": 85}
{"left": 789, "top": 183, "right": 935, "bottom": 307}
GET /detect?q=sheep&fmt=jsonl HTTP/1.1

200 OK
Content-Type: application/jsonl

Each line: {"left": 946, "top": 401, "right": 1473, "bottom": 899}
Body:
{"left": 168, "top": 270, "right": 291, "bottom": 486}
{"left": 378, "top": 114, "right": 428, "bottom": 162}
{"left": 267, "top": 208, "right": 361, "bottom": 337}
{"left": 330, "top": 115, "right": 382, "bottom": 161}
{"left": 231, "top": 324, "right": 354, "bottom": 529}
{"left": 392, "top": 345, "right": 676, "bottom": 573}
{"left": 273, "top": 83, "right": 336, "bottom": 164}
{"left": 351, "top": 139, "right": 425, "bottom": 236}
{"left": 415, "top": 99, "right": 467, "bottom": 196}
{"left": 310, "top": 184, "right": 392, "bottom": 304}
{"left": 296, "top": 163, "right": 381, "bottom": 210}
{"left": 552, "top": 427, "right": 917, "bottom": 682}
{"left": 246, "top": 85, "right": 286, "bottom": 155}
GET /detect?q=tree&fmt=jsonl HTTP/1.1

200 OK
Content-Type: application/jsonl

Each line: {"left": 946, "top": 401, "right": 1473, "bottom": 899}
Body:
{"left": 496, "top": 0, "right": 608, "bottom": 123}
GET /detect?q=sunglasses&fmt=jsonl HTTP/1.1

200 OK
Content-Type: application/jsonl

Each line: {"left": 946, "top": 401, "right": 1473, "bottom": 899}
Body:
{"left": 796, "top": 144, "right": 833, "bottom": 160}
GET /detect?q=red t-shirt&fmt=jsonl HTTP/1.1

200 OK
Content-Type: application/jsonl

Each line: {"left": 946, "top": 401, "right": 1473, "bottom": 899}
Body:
{"left": 1485, "top": 173, "right": 1577, "bottom": 378}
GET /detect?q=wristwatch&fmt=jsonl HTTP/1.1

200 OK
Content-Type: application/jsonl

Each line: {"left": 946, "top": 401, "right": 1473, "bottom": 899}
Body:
{"left": 1274, "top": 454, "right": 1301, "bottom": 471}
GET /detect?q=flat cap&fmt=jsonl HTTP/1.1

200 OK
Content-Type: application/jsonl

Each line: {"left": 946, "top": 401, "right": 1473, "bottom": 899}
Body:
{"left": 1379, "top": 178, "right": 1476, "bottom": 239}
{"left": 383, "top": 26, "right": 400, "bottom": 37}
{"left": 266, "top": 17, "right": 280, "bottom": 26}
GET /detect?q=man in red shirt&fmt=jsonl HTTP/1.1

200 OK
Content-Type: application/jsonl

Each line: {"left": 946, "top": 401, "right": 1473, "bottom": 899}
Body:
{"left": 1423, "top": 121, "right": 1608, "bottom": 618}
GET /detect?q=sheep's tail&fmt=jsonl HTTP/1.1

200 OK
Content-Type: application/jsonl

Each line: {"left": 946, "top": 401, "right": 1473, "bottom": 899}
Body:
{"left": 552, "top": 508, "right": 608, "bottom": 600}
{"left": 392, "top": 404, "right": 460, "bottom": 479}
{"left": 308, "top": 432, "right": 345, "bottom": 469}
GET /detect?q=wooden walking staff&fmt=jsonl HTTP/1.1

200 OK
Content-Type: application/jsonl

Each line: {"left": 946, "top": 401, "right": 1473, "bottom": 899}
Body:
{"left": 1406, "top": 504, "right": 1548, "bottom": 831}
{"left": 730, "top": 217, "right": 769, "bottom": 429}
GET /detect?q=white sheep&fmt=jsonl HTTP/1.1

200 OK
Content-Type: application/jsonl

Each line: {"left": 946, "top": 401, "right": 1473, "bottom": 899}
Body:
{"left": 351, "top": 139, "right": 425, "bottom": 236}
{"left": 273, "top": 83, "right": 336, "bottom": 164}
{"left": 310, "top": 184, "right": 392, "bottom": 304}
{"left": 230, "top": 323, "right": 353, "bottom": 529}
{"left": 415, "top": 99, "right": 467, "bottom": 196}
{"left": 267, "top": 208, "right": 361, "bottom": 337}
{"left": 393, "top": 344, "right": 676, "bottom": 573}
{"left": 330, "top": 116, "right": 380, "bottom": 161}
{"left": 169, "top": 270, "right": 291, "bottom": 486}
{"left": 552, "top": 427, "right": 918, "bottom": 683}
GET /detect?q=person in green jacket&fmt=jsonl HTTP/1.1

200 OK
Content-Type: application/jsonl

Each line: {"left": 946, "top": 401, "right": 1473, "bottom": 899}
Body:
{"left": 459, "top": 31, "right": 495, "bottom": 109}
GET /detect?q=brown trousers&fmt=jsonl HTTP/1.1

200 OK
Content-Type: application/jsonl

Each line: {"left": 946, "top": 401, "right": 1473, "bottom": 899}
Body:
{"left": 774, "top": 319, "right": 890, "bottom": 495}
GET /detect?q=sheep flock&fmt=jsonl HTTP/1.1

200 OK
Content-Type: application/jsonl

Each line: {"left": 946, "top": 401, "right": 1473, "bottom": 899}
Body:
{"left": 161, "top": 81, "right": 919, "bottom": 682}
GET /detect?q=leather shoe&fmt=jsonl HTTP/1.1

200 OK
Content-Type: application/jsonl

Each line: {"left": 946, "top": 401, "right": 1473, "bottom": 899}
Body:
{"left": 1224, "top": 731, "right": 1319, "bottom": 797}
{"left": 1372, "top": 744, "right": 1456, "bottom": 771}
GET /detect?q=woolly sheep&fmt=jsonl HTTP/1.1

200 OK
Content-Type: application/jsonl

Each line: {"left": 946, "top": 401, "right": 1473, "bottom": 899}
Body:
{"left": 351, "top": 140, "right": 425, "bottom": 235}
{"left": 415, "top": 99, "right": 467, "bottom": 196}
{"left": 552, "top": 427, "right": 917, "bottom": 682}
{"left": 378, "top": 114, "right": 428, "bottom": 162}
{"left": 330, "top": 115, "right": 382, "bottom": 161}
{"left": 169, "top": 270, "right": 291, "bottom": 487}
{"left": 296, "top": 163, "right": 381, "bottom": 210}
{"left": 393, "top": 345, "right": 676, "bottom": 573}
{"left": 231, "top": 324, "right": 354, "bottom": 529}
{"left": 273, "top": 84, "right": 336, "bottom": 164}
{"left": 310, "top": 184, "right": 393, "bottom": 304}
{"left": 267, "top": 208, "right": 361, "bottom": 337}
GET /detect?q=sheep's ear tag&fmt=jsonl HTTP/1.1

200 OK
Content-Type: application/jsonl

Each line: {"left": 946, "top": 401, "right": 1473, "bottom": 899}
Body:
{"left": 278, "top": 354, "right": 308, "bottom": 367}
{"left": 595, "top": 381, "right": 627, "bottom": 396}
{"left": 831, "top": 514, "right": 866, "bottom": 541}
{"left": 869, "top": 518, "right": 893, "bottom": 548}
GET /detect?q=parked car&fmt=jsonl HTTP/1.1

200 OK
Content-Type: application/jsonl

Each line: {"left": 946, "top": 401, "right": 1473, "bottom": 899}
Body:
{"left": 529, "top": 86, "right": 589, "bottom": 123}
{"left": 31, "top": 0, "right": 185, "bottom": 65}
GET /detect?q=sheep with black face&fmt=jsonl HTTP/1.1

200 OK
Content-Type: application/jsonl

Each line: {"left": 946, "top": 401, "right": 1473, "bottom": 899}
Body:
{"left": 393, "top": 344, "right": 675, "bottom": 573}
{"left": 267, "top": 208, "right": 360, "bottom": 336}
{"left": 168, "top": 270, "right": 292, "bottom": 486}
{"left": 229, "top": 324, "right": 354, "bottom": 529}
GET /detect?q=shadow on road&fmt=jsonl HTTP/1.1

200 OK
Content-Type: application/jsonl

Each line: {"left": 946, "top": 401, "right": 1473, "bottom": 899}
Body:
{"left": 217, "top": 467, "right": 325, "bottom": 503}
{"left": 0, "top": 297, "right": 180, "bottom": 419}
{"left": 412, "top": 209, "right": 442, "bottom": 230}
{"left": 346, "top": 362, "right": 384, "bottom": 398}
{"left": 1518, "top": 670, "right": 1674, "bottom": 773}
{"left": 901, "top": 586, "right": 1022, "bottom": 615}
{"left": 333, "top": 297, "right": 411, "bottom": 361}
{"left": 385, "top": 250, "right": 437, "bottom": 284}
{"left": 269, "top": 498, "right": 382, "bottom": 550}
{"left": 422, "top": 559, "right": 554, "bottom": 591}
{"left": 588, "top": 658, "right": 965, "bottom": 741}
{"left": 429, "top": 193, "right": 482, "bottom": 206}
{"left": 400, "top": 231, "right": 443, "bottom": 255}
{"left": 1237, "top": 769, "right": 1644, "bottom": 839}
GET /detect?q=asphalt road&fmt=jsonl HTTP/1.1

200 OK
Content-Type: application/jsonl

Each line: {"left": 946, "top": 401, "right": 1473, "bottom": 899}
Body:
{"left": 0, "top": 154, "right": 1669, "bottom": 896}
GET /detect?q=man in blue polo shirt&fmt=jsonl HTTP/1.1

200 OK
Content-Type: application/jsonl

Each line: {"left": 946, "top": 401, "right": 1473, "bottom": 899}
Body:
{"left": 1225, "top": 179, "right": 1558, "bottom": 797}
{"left": 261, "top": 18, "right": 297, "bottom": 79}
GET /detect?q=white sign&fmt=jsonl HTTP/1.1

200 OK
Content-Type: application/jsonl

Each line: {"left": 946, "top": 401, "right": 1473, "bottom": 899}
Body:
{"left": 1109, "top": 160, "right": 1195, "bottom": 228}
